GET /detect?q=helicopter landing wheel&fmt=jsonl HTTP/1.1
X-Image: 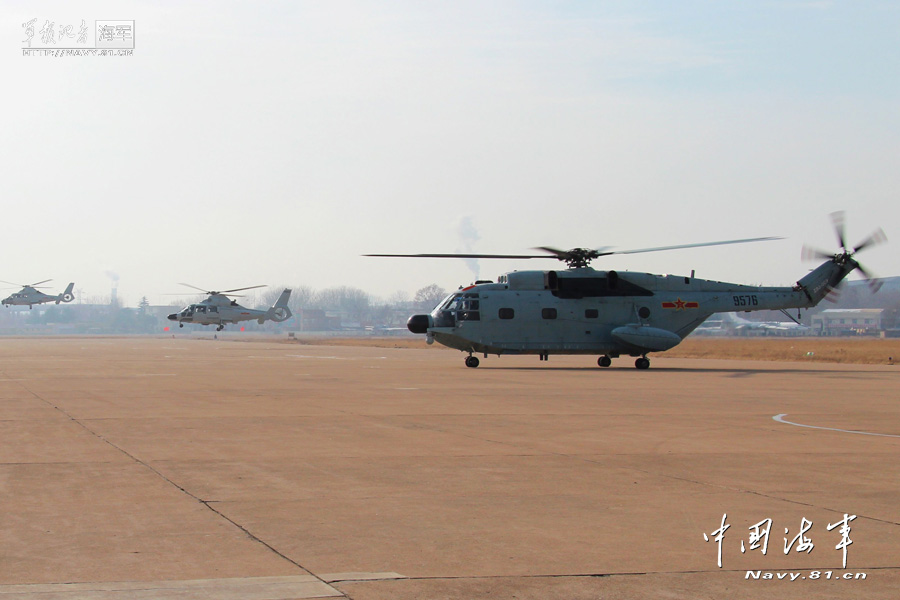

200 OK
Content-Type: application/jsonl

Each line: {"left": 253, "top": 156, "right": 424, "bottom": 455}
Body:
{"left": 635, "top": 357, "right": 650, "bottom": 370}
{"left": 216, "top": 325, "right": 224, "bottom": 331}
{"left": 179, "top": 323, "right": 184, "bottom": 328}
{"left": 465, "top": 355, "right": 480, "bottom": 368}
{"left": 598, "top": 356, "right": 612, "bottom": 368}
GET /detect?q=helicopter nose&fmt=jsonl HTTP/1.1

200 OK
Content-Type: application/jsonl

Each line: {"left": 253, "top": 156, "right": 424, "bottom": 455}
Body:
{"left": 407, "top": 314, "right": 432, "bottom": 334}
{"left": 167, "top": 314, "right": 177, "bottom": 321}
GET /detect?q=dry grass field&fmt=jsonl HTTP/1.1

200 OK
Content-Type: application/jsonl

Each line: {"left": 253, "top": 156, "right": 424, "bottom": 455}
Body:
{"left": 666, "top": 336, "right": 900, "bottom": 365}
{"left": 280, "top": 335, "right": 900, "bottom": 365}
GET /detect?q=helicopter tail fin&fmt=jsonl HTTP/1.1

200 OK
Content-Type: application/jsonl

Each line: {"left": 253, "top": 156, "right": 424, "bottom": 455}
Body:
{"left": 795, "top": 259, "right": 857, "bottom": 306}
{"left": 57, "top": 283, "right": 75, "bottom": 304}
{"left": 267, "top": 289, "right": 292, "bottom": 322}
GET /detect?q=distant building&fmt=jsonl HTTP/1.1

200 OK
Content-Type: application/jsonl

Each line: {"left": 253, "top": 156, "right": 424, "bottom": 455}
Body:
{"left": 811, "top": 309, "right": 885, "bottom": 336}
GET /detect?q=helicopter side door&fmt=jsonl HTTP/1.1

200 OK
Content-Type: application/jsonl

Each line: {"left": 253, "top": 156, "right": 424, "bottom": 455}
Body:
{"left": 193, "top": 305, "right": 209, "bottom": 323}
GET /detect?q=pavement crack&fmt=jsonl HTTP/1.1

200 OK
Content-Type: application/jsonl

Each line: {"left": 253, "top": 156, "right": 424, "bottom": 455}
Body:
{"left": 13, "top": 380, "right": 349, "bottom": 599}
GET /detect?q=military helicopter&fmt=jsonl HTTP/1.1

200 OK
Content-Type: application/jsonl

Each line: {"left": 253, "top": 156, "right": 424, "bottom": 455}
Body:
{"left": 167, "top": 284, "right": 292, "bottom": 331}
{"left": 369, "top": 213, "right": 886, "bottom": 369}
{"left": 1, "top": 280, "right": 75, "bottom": 309}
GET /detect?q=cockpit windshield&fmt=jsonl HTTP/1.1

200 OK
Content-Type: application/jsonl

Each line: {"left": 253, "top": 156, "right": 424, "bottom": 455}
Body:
{"left": 431, "top": 292, "right": 480, "bottom": 326}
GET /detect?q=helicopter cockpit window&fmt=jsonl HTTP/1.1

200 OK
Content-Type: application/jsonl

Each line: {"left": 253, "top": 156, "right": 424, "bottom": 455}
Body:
{"left": 433, "top": 293, "right": 480, "bottom": 324}
{"left": 438, "top": 294, "right": 458, "bottom": 311}
{"left": 196, "top": 306, "right": 207, "bottom": 313}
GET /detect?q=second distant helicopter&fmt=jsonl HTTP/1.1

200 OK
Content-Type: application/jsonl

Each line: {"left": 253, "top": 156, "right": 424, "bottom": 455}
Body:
{"left": 167, "top": 284, "right": 292, "bottom": 331}
{"left": 2, "top": 280, "right": 75, "bottom": 309}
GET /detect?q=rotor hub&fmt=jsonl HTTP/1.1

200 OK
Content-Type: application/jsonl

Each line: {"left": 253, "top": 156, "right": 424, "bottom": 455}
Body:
{"left": 557, "top": 248, "right": 599, "bottom": 269}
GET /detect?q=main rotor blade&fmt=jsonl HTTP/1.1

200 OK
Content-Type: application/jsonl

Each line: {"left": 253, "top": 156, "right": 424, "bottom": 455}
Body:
{"left": 608, "top": 236, "right": 783, "bottom": 256}
{"left": 532, "top": 247, "right": 570, "bottom": 259}
{"left": 831, "top": 211, "right": 847, "bottom": 250}
{"left": 365, "top": 253, "right": 548, "bottom": 259}
{"left": 368, "top": 239, "right": 781, "bottom": 262}
{"left": 853, "top": 228, "right": 887, "bottom": 254}
{"left": 219, "top": 285, "right": 267, "bottom": 294}
{"left": 178, "top": 283, "right": 211, "bottom": 293}
{"left": 0, "top": 279, "right": 53, "bottom": 288}
{"left": 530, "top": 246, "right": 615, "bottom": 258}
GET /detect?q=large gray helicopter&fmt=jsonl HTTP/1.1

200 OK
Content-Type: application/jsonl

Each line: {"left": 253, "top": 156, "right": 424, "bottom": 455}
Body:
{"left": 1, "top": 280, "right": 75, "bottom": 309}
{"left": 167, "top": 284, "right": 292, "bottom": 331}
{"left": 370, "top": 213, "right": 886, "bottom": 369}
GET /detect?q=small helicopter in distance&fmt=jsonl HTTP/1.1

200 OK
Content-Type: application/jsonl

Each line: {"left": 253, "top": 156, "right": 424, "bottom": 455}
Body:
{"left": 369, "top": 213, "right": 886, "bottom": 369}
{"left": 167, "top": 284, "right": 293, "bottom": 331}
{"left": 1, "top": 280, "right": 75, "bottom": 309}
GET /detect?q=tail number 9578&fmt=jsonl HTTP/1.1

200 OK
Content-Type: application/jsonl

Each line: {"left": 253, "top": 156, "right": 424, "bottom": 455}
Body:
{"left": 733, "top": 295, "right": 759, "bottom": 307}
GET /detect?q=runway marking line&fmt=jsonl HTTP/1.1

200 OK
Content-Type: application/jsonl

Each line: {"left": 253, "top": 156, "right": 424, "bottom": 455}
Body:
{"left": 773, "top": 414, "right": 900, "bottom": 438}
{"left": 0, "top": 575, "right": 343, "bottom": 599}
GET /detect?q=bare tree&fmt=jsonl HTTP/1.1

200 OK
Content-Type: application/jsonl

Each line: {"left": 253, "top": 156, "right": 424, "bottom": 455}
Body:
{"left": 316, "top": 286, "right": 371, "bottom": 323}
{"left": 387, "top": 290, "right": 410, "bottom": 308}
{"left": 414, "top": 284, "right": 447, "bottom": 311}
{"left": 290, "top": 285, "right": 317, "bottom": 314}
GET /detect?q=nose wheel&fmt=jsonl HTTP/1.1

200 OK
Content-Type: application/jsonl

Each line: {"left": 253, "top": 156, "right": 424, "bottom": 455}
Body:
{"left": 598, "top": 356, "right": 612, "bottom": 368}
{"left": 635, "top": 357, "right": 650, "bottom": 370}
{"left": 465, "top": 355, "right": 480, "bottom": 368}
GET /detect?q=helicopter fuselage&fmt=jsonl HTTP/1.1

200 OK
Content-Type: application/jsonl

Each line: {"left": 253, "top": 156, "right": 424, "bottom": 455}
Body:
{"left": 167, "top": 289, "right": 292, "bottom": 331}
{"left": 408, "top": 258, "right": 855, "bottom": 367}
{"left": 2, "top": 283, "right": 75, "bottom": 309}
{"left": 169, "top": 301, "right": 263, "bottom": 326}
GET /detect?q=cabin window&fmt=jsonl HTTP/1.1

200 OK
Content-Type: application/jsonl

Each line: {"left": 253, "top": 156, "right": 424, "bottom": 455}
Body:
{"left": 585, "top": 309, "right": 598, "bottom": 319}
{"left": 542, "top": 308, "right": 557, "bottom": 320}
{"left": 499, "top": 308, "right": 515, "bottom": 320}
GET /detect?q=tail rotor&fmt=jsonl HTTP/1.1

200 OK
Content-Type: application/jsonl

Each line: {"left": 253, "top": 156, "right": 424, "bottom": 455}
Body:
{"left": 802, "top": 211, "right": 887, "bottom": 293}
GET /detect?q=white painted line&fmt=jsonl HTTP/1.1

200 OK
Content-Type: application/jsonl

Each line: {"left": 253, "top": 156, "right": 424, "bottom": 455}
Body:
{"left": 0, "top": 575, "right": 343, "bottom": 599}
{"left": 321, "top": 572, "right": 407, "bottom": 583}
{"left": 773, "top": 414, "right": 900, "bottom": 438}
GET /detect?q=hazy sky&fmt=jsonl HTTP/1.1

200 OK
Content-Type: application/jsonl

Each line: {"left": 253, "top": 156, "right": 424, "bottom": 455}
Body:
{"left": 4, "top": 1, "right": 898, "bottom": 307}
